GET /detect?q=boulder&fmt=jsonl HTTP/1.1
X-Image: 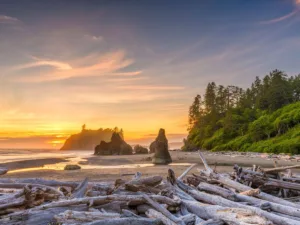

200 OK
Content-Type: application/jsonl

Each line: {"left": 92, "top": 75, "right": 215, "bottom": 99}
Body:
{"left": 94, "top": 132, "right": 133, "bottom": 155}
{"left": 151, "top": 129, "right": 172, "bottom": 165}
{"left": 134, "top": 145, "right": 148, "bottom": 154}
{"left": 64, "top": 164, "right": 81, "bottom": 170}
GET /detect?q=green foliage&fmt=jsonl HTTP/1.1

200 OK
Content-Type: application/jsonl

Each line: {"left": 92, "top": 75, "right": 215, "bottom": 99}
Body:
{"left": 184, "top": 69, "right": 300, "bottom": 154}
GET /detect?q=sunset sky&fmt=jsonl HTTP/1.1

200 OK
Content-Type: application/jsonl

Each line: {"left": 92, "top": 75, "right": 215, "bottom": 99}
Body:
{"left": 1, "top": 0, "right": 300, "bottom": 149}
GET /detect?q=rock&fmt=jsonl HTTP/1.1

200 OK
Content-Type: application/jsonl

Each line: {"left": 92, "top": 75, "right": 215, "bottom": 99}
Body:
{"left": 149, "top": 141, "right": 156, "bottom": 154}
{"left": 142, "top": 156, "right": 152, "bottom": 161}
{"left": 134, "top": 145, "right": 148, "bottom": 154}
{"left": 60, "top": 126, "right": 114, "bottom": 150}
{"left": 64, "top": 164, "right": 81, "bottom": 170}
{"left": 151, "top": 129, "right": 172, "bottom": 165}
{"left": 94, "top": 132, "right": 133, "bottom": 155}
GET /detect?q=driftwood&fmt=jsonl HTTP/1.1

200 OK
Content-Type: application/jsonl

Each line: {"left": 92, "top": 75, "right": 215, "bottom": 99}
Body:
{"left": 54, "top": 210, "right": 121, "bottom": 224}
{"left": 71, "top": 177, "right": 89, "bottom": 198}
{"left": 178, "top": 164, "right": 197, "bottom": 181}
{"left": 86, "top": 218, "right": 164, "bottom": 225}
{"left": 263, "top": 165, "right": 300, "bottom": 174}
{"left": 2, "top": 152, "right": 300, "bottom": 224}
{"left": 0, "top": 168, "right": 8, "bottom": 175}
{"left": 0, "top": 178, "right": 78, "bottom": 189}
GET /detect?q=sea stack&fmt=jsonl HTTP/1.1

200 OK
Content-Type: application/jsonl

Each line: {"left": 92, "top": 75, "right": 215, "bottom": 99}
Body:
{"left": 94, "top": 132, "right": 133, "bottom": 155}
{"left": 151, "top": 128, "right": 172, "bottom": 165}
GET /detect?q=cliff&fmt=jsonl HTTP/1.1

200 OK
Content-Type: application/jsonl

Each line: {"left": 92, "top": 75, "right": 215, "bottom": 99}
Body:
{"left": 60, "top": 128, "right": 115, "bottom": 150}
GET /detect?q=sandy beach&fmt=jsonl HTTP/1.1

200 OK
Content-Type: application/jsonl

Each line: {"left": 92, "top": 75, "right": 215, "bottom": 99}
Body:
{"left": 1, "top": 149, "right": 299, "bottom": 182}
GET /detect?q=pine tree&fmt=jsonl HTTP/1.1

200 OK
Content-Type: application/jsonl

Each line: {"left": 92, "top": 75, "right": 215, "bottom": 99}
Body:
{"left": 188, "top": 94, "right": 202, "bottom": 130}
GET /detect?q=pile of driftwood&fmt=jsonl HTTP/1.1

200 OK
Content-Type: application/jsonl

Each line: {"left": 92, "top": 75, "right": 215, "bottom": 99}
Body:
{"left": 2, "top": 152, "right": 300, "bottom": 225}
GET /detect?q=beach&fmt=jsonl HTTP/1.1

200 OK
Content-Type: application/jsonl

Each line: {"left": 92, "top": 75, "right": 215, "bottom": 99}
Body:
{"left": 1, "top": 149, "right": 299, "bottom": 182}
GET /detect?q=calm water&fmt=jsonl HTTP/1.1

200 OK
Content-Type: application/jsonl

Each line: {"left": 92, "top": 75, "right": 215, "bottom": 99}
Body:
{"left": 0, "top": 149, "right": 192, "bottom": 173}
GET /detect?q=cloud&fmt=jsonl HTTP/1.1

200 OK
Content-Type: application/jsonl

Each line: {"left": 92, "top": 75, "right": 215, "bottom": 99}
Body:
{"left": 260, "top": 10, "right": 298, "bottom": 25}
{"left": 0, "top": 15, "right": 20, "bottom": 24}
{"left": 10, "top": 50, "right": 137, "bottom": 82}
{"left": 260, "top": 0, "right": 300, "bottom": 25}
{"left": 14, "top": 59, "right": 72, "bottom": 71}
{"left": 117, "top": 85, "right": 185, "bottom": 90}
{"left": 112, "top": 70, "right": 143, "bottom": 76}
{"left": 84, "top": 34, "right": 104, "bottom": 42}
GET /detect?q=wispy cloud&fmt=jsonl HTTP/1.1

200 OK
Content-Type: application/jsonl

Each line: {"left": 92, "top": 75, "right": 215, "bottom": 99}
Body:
{"left": 84, "top": 34, "right": 104, "bottom": 42}
{"left": 260, "top": 10, "right": 298, "bottom": 25}
{"left": 0, "top": 15, "right": 20, "bottom": 24}
{"left": 260, "top": 0, "right": 300, "bottom": 25}
{"left": 11, "top": 50, "right": 137, "bottom": 82}
{"left": 117, "top": 85, "right": 185, "bottom": 90}
{"left": 14, "top": 59, "right": 72, "bottom": 71}
{"left": 112, "top": 71, "right": 143, "bottom": 76}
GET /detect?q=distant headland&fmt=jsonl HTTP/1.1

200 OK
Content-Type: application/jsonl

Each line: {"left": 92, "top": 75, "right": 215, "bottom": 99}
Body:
{"left": 60, "top": 125, "right": 123, "bottom": 150}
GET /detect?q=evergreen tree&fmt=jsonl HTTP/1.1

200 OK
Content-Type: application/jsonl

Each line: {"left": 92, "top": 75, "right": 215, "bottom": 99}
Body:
{"left": 188, "top": 94, "right": 202, "bottom": 129}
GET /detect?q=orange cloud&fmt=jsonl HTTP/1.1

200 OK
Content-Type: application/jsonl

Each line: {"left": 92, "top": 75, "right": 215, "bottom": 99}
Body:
{"left": 14, "top": 59, "right": 72, "bottom": 70}
{"left": 117, "top": 85, "right": 185, "bottom": 90}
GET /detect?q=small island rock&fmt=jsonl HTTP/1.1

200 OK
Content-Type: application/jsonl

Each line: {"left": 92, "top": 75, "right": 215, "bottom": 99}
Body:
{"left": 151, "top": 129, "right": 172, "bottom": 165}
{"left": 134, "top": 145, "right": 148, "bottom": 154}
{"left": 94, "top": 132, "right": 133, "bottom": 155}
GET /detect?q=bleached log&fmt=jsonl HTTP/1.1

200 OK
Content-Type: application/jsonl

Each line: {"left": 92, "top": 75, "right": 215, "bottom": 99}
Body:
{"left": 0, "top": 178, "right": 78, "bottom": 189}
{"left": 197, "top": 183, "right": 237, "bottom": 201}
{"left": 183, "top": 200, "right": 271, "bottom": 225}
{"left": 0, "top": 168, "right": 8, "bottom": 175}
{"left": 34, "top": 194, "right": 179, "bottom": 210}
{"left": 71, "top": 177, "right": 89, "bottom": 198}
{"left": 244, "top": 174, "right": 300, "bottom": 192}
{"left": 54, "top": 210, "right": 120, "bottom": 223}
{"left": 140, "top": 192, "right": 185, "bottom": 225}
{"left": 94, "top": 201, "right": 128, "bottom": 213}
{"left": 128, "top": 176, "right": 163, "bottom": 187}
{"left": 0, "top": 205, "right": 89, "bottom": 225}
{"left": 145, "top": 208, "right": 177, "bottom": 225}
{"left": 197, "top": 219, "right": 224, "bottom": 225}
{"left": 85, "top": 218, "right": 164, "bottom": 225}
{"left": 179, "top": 214, "right": 196, "bottom": 225}
{"left": 0, "top": 183, "right": 64, "bottom": 196}
{"left": 178, "top": 164, "right": 197, "bottom": 181}
{"left": 125, "top": 183, "right": 160, "bottom": 194}
{"left": 0, "top": 189, "right": 24, "bottom": 204}
{"left": 263, "top": 165, "right": 300, "bottom": 174}
{"left": 0, "top": 198, "right": 25, "bottom": 210}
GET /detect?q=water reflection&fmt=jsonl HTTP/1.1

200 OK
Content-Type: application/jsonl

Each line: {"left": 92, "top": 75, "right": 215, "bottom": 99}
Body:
{"left": 8, "top": 162, "right": 192, "bottom": 173}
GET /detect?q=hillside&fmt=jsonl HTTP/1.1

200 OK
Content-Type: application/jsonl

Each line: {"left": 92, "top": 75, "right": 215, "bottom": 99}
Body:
{"left": 183, "top": 70, "right": 300, "bottom": 154}
{"left": 60, "top": 126, "right": 122, "bottom": 150}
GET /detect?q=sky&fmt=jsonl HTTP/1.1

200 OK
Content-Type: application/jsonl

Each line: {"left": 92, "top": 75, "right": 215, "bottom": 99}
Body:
{"left": 1, "top": 0, "right": 300, "bottom": 149}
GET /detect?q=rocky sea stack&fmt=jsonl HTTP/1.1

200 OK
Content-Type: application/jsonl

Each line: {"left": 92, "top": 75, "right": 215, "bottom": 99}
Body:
{"left": 60, "top": 125, "right": 114, "bottom": 150}
{"left": 134, "top": 145, "right": 148, "bottom": 154}
{"left": 94, "top": 132, "right": 133, "bottom": 155}
{"left": 151, "top": 128, "right": 172, "bottom": 165}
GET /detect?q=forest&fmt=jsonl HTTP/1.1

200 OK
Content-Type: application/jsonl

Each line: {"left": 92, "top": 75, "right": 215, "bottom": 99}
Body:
{"left": 183, "top": 69, "right": 300, "bottom": 154}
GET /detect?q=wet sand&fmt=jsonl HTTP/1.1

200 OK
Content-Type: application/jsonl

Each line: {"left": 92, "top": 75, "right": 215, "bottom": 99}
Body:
{"left": 1, "top": 150, "right": 299, "bottom": 182}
